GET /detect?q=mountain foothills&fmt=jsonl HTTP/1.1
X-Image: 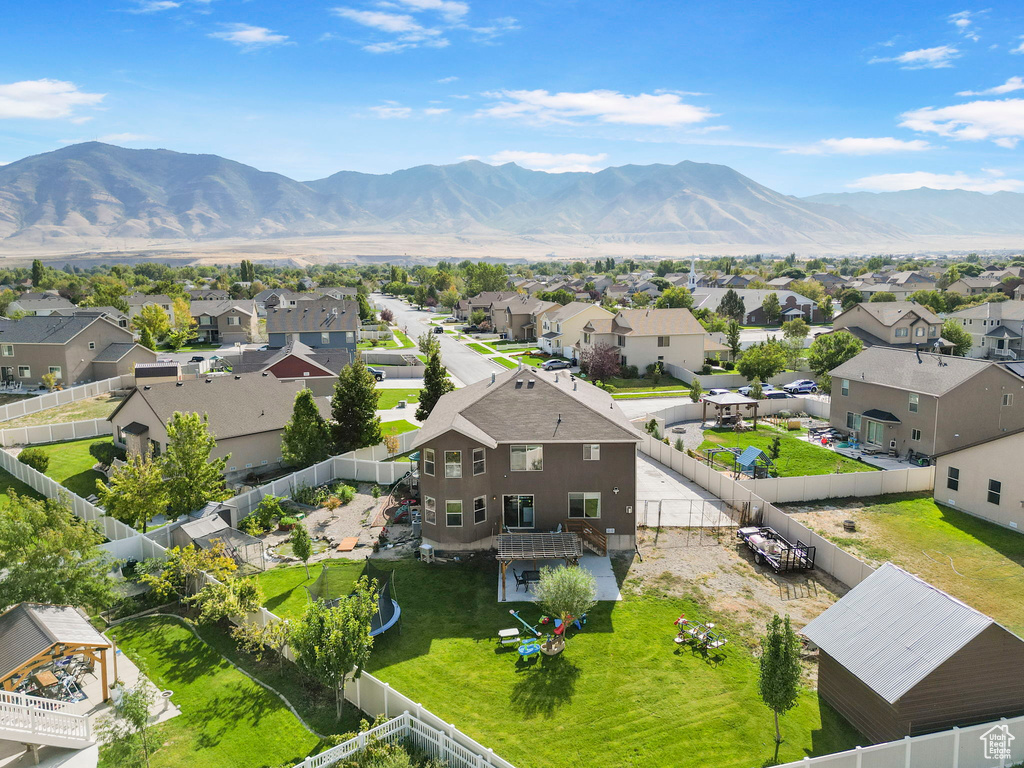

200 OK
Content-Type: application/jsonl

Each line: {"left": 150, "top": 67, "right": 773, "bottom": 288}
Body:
{"left": 0, "top": 142, "right": 900, "bottom": 248}
{"left": 0, "top": 142, "right": 1021, "bottom": 249}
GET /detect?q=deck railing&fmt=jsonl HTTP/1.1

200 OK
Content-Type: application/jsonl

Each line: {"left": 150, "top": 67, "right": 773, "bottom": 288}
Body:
{"left": 0, "top": 691, "right": 93, "bottom": 746}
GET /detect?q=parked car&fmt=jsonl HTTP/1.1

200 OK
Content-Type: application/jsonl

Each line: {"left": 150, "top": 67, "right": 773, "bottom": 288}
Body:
{"left": 463, "top": 325, "right": 480, "bottom": 333}
{"left": 783, "top": 379, "right": 818, "bottom": 394}
{"left": 738, "top": 382, "right": 776, "bottom": 396}
{"left": 433, "top": 326, "right": 444, "bottom": 334}
{"left": 189, "top": 355, "right": 205, "bottom": 363}
{"left": 541, "top": 359, "right": 571, "bottom": 371}
{"left": 707, "top": 388, "right": 730, "bottom": 396}
{"left": 765, "top": 390, "right": 794, "bottom": 399}
{"left": 367, "top": 366, "right": 386, "bottom": 382}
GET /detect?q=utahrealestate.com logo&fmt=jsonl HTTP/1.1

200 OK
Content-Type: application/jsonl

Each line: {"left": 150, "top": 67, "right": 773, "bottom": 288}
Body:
{"left": 980, "top": 723, "right": 1015, "bottom": 762}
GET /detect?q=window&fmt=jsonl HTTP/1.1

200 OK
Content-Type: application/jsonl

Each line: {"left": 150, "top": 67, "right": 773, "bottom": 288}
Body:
{"left": 582, "top": 333, "right": 591, "bottom": 344}
{"left": 947, "top": 467, "right": 960, "bottom": 491}
{"left": 444, "top": 450, "right": 462, "bottom": 478}
{"left": 616, "top": 335, "right": 626, "bottom": 346}
{"left": 17, "top": 366, "right": 30, "bottom": 378}
{"left": 445, "top": 500, "right": 463, "bottom": 527}
{"left": 510, "top": 444, "right": 543, "bottom": 471}
{"left": 199, "top": 316, "right": 212, "bottom": 325}
{"left": 583, "top": 444, "right": 600, "bottom": 461}
{"left": 895, "top": 327, "right": 909, "bottom": 338}
{"left": 866, "top": 420, "right": 884, "bottom": 445}
{"left": 472, "top": 447, "right": 485, "bottom": 475}
{"left": 473, "top": 496, "right": 486, "bottom": 524}
{"left": 929, "top": 326, "right": 938, "bottom": 337}
{"left": 909, "top": 393, "right": 919, "bottom": 413}
{"left": 422, "top": 448, "right": 435, "bottom": 476}
{"left": 503, "top": 494, "right": 535, "bottom": 528}
{"left": 841, "top": 379, "right": 849, "bottom": 397}
{"left": 0, "top": 345, "right": 11, "bottom": 357}
{"left": 321, "top": 332, "right": 331, "bottom": 345}
{"left": 1003, "top": 393, "right": 1014, "bottom": 407}
{"left": 245, "top": 463, "right": 253, "bottom": 469}
{"left": 911, "top": 428, "right": 921, "bottom": 441}
{"left": 568, "top": 492, "right": 601, "bottom": 519}
{"left": 227, "top": 316, "right": 240, "bottom": 326}
{"left": 915, "top": 327, "right": 925, "bottom": 337}
{"left": 260, "top": 459, "right": 268, "bottom": 465}
{"left": 424, "top": 496, "right": 436, "bottom": 525}
{"left": 48, "top": 366, "right": 61, "bottom": 379}
{"left": 657, "top": 336, "right": 670, "bottom": 347}
{"left": 988, "top": 479, "right": 1001, "bottom": 505}
{"left": 846, "top": 412, "right": 861, "bottom": 431}
{"left": 88, "top": 341, "right": 96, "bottom": 350}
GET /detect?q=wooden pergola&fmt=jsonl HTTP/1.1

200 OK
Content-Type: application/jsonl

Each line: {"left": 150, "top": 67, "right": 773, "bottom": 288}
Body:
{"left": 497, "top": 533, "right": 584, "bottom": 601}
{"left": 0, "top": 603, "right": 113, "bottom": 701}
{"left": 701, "top": 392, "right": 760, "bottom": 430}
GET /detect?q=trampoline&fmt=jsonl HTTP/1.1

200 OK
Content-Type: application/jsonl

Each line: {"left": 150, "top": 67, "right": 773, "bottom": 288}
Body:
{"left": 310, "top": 558, "right": 401, "bottom": 636}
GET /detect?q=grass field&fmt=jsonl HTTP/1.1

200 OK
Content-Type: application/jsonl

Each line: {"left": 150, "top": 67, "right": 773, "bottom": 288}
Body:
{"left": 492, "top": 357, "right": 517, "bottom": 369}
{"left": 0, "top": 466, "right": 43, "bottom": 507}
{"left": 37, "top": 436, "right": 113, "bottom": 497}
{"left": 699, "top": 426, "right": 876, "bottom": 477}
{"left": 802, "top": 493, "right": 1024, "bottom": 636}
{"left": 0, "top": 395, "right": 119, "bottom": 429}
{"left": 104, "top": 616, "right": 325, "bottom": 768}
{"left": 605, "top": 376, "right": 689, "bottom": 391}
{"left": 465, "top": 342, "right": 493, "bottom": 354}
{"left": 376, "top": 388, "right": 421, "bottom": 410}
{"left": 258, "top": 561, "right": 863, "bottom": 768}
{"left": 381, "top": 419, "right": 418, "bottom": 437}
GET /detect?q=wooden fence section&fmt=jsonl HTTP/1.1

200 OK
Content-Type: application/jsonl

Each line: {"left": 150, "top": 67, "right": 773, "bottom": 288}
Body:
{"left": 0, "top": 418, "right": 113, "bottom": 447}
{"left": 776, "top": 714, "right": 1024, "bottom": 768}
{"left": 0, "top": 375, "right": 132, "bottom": 423}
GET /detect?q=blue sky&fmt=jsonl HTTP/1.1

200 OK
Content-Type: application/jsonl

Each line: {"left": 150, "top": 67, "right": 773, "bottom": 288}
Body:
{"left": 2, "top": 0, "right": 1024, "bottom": 195}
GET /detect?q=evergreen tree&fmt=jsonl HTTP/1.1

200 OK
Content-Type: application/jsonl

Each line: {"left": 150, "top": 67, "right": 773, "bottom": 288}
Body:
{"left": 416, "top": 348, "right": 455, "bottom": 421}
{"left": 330, "top": 360, "right": 382, "bottom": 454}
{"left": 726, "top": 320, "right": 742, "bottom": 360}
{"left": 758, "top": 614, "right": 802, "bottom": 745}
{"left": 281, "top": 389, "right": 332, "bottom": 468}
{"left": 139, "top": 325, "right": 156, "bottom": 351}
{"left": 31, "top": 259, "right": 44, "bottom": 288}
{"left": 717, "top": 289, "right": 746, "bottom": 322}
{"left": 761, "top": 292, "right": 782, "bottom": 326}
{"left": 162, "top": 412, "right": 229, "bottom": 519}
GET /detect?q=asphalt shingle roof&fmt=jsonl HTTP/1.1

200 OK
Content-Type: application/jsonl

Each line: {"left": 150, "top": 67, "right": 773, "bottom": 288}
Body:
{"left": 266, "top": 299, "right": 359, "bottom": 335}
{"left": 92, "top": 342, "right": 144, "bottom": 362}
{"left": 840, "top": 301, "right": 941, "bottom": 327}
{"left": 190, "top": 299, "right": 256, "bottom": 317}
{"left": 0, "top": 603, "right": 109, "bottom": 680}
{"left": 829, "top": 346, "right": 1014, "bottom": 397}
{"left": 612, "top": 308, "right": 704, "bottom": 336}
{"left": 0, "top": 315, "right": 109, "bottom": 344}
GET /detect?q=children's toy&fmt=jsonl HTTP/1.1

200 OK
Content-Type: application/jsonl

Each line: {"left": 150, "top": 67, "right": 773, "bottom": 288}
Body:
{"left": 508, "top": 609, "right": 542, "bottom": 637}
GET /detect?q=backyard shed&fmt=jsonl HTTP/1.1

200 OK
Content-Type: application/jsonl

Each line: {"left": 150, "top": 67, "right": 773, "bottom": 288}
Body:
{"left": 173, "top": 514, "right": 265, "bottom": 573}
{"left": 802, "top": 563, "right": 1024, "bottom": 743}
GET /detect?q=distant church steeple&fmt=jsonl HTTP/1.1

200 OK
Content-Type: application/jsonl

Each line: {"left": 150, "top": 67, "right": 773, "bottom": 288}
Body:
{"left": 687, "top": 257, "right": 697, "bottom": 291}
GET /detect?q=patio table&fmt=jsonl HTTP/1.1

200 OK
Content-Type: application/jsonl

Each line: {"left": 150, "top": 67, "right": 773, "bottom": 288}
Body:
{"left": 34, "top": 670, "right": 58, "bottom": 688}
{"left": 522, "top": 570, "right": 541, "bottom": 586}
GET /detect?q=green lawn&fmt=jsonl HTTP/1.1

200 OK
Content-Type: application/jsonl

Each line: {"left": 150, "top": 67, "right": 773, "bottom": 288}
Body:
{"left": 104, "top": 616, "right": 323, "bottom": 768}
{"left": 612, "top": 390, "right": 692, "bottom": 400}
{"left": 605, "top": 376, "right": 689, "bottom": 391}
{"left": 258, "top": 562, "right": 863, "bottom": 768}
{"left": 0, "top": 466, "right": 43, "bottom": 507}
{"left": 157, "top": 342, "right": 221, "bottom": 352}
{"left": 393, "top": 328, "right": 415, "bottom": 348}
{"left": 803, "top": 493, "right": 1024, "bottom": 636}
{"left": 376, "top": 388, "right": 421, "bottom": 410}
{"left": 381, "top": 419, "right": 418, "bottom": 437}
{"left": 466, "top": 342, "right": 493, "bottom": 355}
{"left": 36, "top": 436, "right": 112, "bottom": 497}
{"left": 492, "top": 357, "right": 517, "bottom": 369}
{"left": 699, "top": 426, "right": 876, "bottom": 477}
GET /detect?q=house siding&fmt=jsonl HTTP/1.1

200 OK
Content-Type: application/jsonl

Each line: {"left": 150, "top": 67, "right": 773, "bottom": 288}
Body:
{"left": 0, "top": 322, "right": 136, "bottom": 387}
{"left": 417, "top": 432, "right": 636, "bottom": 551}
{"left": 934, "top": 430, "right": 1024, "bottom": 530}
{"left": 833, "top": 305, "right": 942, "bottom": 347}
{"left": 268, "top": 330, "right": 356, "bottom": 356}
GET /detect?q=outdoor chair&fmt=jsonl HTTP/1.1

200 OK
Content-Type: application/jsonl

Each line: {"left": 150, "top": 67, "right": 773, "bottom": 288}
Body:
{"left": 512, "top": 570, "right": 528, "bottom": 592}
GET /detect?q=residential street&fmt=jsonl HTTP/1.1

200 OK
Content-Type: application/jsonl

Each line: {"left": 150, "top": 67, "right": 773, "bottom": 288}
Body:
{"left": 372, "top": 294, "right": 505, "bottom": 386}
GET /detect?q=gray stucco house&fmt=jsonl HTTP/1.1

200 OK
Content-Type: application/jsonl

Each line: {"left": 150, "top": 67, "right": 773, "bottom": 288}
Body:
{"left": 266, "top": 299, "right": 359, "bottom": 356}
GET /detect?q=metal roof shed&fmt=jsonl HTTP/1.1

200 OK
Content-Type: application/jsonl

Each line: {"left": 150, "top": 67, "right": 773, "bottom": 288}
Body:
{"left": 802, "top": 563, "right": 1024, "bottom": 743}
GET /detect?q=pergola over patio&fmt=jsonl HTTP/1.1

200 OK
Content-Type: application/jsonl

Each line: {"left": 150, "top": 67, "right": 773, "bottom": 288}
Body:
{"left": 701, "top": 392, "right": 760, "bottom": 429}
{"left": 0, "top": 603, "right": 112, "bottom": 701}
{"left": 497, "top": 533, "right": 583, "bottom": 601}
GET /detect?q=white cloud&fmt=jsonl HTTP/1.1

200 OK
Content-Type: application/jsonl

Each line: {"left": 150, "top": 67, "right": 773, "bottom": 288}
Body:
{"left": 437, "top": 76, "right": 458, "bottom": 83}
{"left": 948, "top": 10, "right": 982, "bottom": 41}
{"left": 479, "top": 89, "right": 716, "bottom": 127}
{"left": 1012, "top": 36, "right": 1024, "bottom": 55}
{"left": 334, "top": 8, "right": 432, "bottom": 35}
{"left": 423, "top": 107, "right": 450, "bottom": 115}
{"left": 391, "top": 0, "right": 468, "bottom": 23}
{"left": 209, "top": 23, "right": 291, "bottom": 49}
{"left": 0, "top": 79, "right": 104, "bottom": 120}
{"left": 870, "top": 45, "right": 961, "bottom": 69}
{"left": 370, "top": 104, "right": 413, "bottom": 118}
{"left": 900, "top": 98, "right": 1024, "bottom": 148}
{"left": 849, "top": 169, "right": 1024, "bottom": 193}
{"left": 484, "top": 150, "right": 609, "bottom": 173}
{"left": 126, "top": 0, "right": 181, "bottom": 12}
{"left": 957, "top": 76, "right": 1024, "bottom": 96}
{"left": 788, "top": 137, "right": 933, "bottom": 155}
{"left": 332, "top": 3, "right": 515, "bottom": 52}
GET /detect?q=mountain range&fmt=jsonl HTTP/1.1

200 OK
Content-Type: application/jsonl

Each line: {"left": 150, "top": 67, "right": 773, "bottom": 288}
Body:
{"left": 0, "top": 142, "right": 1021, "bottom": 250}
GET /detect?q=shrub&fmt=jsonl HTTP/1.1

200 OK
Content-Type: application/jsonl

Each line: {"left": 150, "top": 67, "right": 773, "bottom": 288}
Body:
{"left": 238, "top": 516, "right": 266, "bottom": 536}
{"left": 18, "top": 447, "right": 49, "bottom": 473}
{"left": 339, "top": 485, "right": 356, "bottom": 504}
{"left": 674, "top": 437, "right": 684, "bottom": 451}
{"left": 293, "top": 484, "right": 329, "bottom": 507}
{"left": 619, "top": 364, "right": 639, "bottom": 380}
{"left": 371, "top": 484, "right": 382, "bottom": 499}
{"left": 324, "top": 496, "right": 342, "bottom": 511}
{"left": 699, "top": 364, "right": 713, "bottom": 375}
{"left": 89, "top": 442, "right": 124, "bottom": 466}
{"left": 723, "top": 360, "right": 735, "bottom": 371}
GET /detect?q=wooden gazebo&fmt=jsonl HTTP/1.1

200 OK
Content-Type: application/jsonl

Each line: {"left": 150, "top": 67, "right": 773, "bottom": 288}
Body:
{"left": 701, "top": 392, "right": 760, "bottom": 429}
{"left": 497, "top": 533, "right": 584, "bottom": 601}
{"left": 0, "top": 603, "right": 113, "bottom": 701}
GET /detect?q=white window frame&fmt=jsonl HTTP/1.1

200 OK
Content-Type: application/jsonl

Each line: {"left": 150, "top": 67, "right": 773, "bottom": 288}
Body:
{"left": 321, "top": 332, "right": 331, "bottom": 345}
{"left": 568, "top": 491, "right": 601, "bottom": 519}
{"left": 657, "top": 336, "right": 670, "bottom": 347}
{"left": 422, "top": 448, "right": 435, "bottom": 476}
{"left": 583, "top": 444, "right": 600, "bottom": 461}
{"left": 445, "top": 499, "right": 463, "bottom": 527}
{"left": 444, "top": 450, "right": 462, "bottom": 478}
{"left": 1003, "top": 393, "right": 1013, "bottom": 407}
{"left": 473, "top": 495, "right": 486, "bottom": 525}
{"left": 866, "top": 420, "right": 884, "bottom": 446}
{"left": 909, "top": 393, "right": 919, "bottom": 413}
{"left": 911, "top": 428, "right": 921, "bottom": 441}
{"left": 424, "top": 496, "right": 436, "bottom": 525}
{"left": 17, "top": 365, "right": 30, "bottom": 378}
{"left": 510, "top": 444, "right": 544, "bottom": 471}
{"left": 47, "top": 366, "right": 62, "bottom": 379}
{"left": 88, "top": 342, "right": 96, "bottom": 350}
{"left": 472, "top": 447, "right": 485, "bottom": 476}
{"left": 0, "top": 345, "right": 12, "bottom": 357}
{"left": 841, "top": 379, "right": 849, "bottom": 397}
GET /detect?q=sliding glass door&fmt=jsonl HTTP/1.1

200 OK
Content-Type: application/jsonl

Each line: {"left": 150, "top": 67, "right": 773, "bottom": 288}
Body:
{"left": 503, "top": 494, "right": 535, "bottom": 529}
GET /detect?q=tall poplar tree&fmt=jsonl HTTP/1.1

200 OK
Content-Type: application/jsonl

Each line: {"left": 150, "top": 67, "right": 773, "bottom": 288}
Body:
{"left": 330, "top": 360, "right": 382, "bottom": 454}
{"left": 416, "top": 349, "right": 454, "bottom": 421}
{"left": 281, "top": 389, "right": 332, "bottom": 468}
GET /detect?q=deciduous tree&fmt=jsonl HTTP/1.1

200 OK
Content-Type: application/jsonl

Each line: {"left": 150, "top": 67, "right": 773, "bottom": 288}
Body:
{"left": 717, "top": 288, "right": 746, "bottom": 322}
{"left": 416, "top": 349, "right": 455, "bottom": 421}
{"left": 281, "top": 389, "right": 332, "bottom": 468}
{"left": 758, "top": 614, "right": 802, "bottom": 745}
{"left": 331, "top": 360, "right": 382, "bottom": 454}
{"left": 166, "top": 296, "right": 198, "bottom": 350}
{"left": 579, "top": 342, "right": 621, "bottom": 382}
{"left": 535, "top": 566, "right": 597, "bottom": 649}
{"left": 162, "top": 411, "right": 229, "bottom": 519}
{"left": 654, "top": 286, "right": 693, "bottom": 309}
{"left": 761, "top": 292, "right": 782, "bottom": 326}
{"left": 736, "top": 341, "right": 787, "bottom": 383}
{"left": 96, "top": 450, "right": 169, "bottom": 533}
{"left": 132, "top": 303, "right": 170, "bottom": 342}
{"left": 807, "top": 331, "right": 863, "bottom": 394}
{"left": 942, "top": 319, "right": 972, "bottom": 357}
{"left": 869, "top": 291, "right": 897, "bottom": 303}
{"left": 726, "top": 320, "right": 742, "bottom": 360}
{"left": 291, "top": 523, "right": 313, "bottom": 578}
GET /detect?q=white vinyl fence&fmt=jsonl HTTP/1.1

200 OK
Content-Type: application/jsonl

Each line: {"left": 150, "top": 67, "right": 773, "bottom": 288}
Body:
{"left": 664, "top": 362, "right": 809, "bottom": 391}
{"left": 637, "top": 396, "right": 830, "bottom": 424}
{"left": 0, "top": 418, "right": 112, "bottom": 447}
{"left": 776, "top": 714, "right": 1024, "bottom": 768}
{"left": 0, "top": 375, "right": 132, "bottom": 423}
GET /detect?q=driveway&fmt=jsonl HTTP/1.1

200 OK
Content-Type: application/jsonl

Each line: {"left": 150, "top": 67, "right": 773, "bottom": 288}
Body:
{"left": 635, "top": 453, "right": 734, "bottom": 528}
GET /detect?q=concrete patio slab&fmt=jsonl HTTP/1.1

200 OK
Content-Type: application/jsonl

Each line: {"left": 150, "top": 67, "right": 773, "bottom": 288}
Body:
{"left": 497, "top": 554, "right": 621, "bottom": 604}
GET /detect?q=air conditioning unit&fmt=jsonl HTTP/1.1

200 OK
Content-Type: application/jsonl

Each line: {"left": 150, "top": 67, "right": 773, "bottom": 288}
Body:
{"left": 418, "top": 544, "right": 435, "bottom": 563}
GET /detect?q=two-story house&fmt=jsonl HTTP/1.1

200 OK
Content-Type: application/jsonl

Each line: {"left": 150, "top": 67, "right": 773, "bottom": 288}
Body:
{"left": 829, "top": 302, "right": 950, "bottom": 351}
{"left": 7, "top": 293, "right": 76, "bottom": 316}
{"left": 539, "top": 303, "right": 614, "bottom": 357}
{"left": 125, "top": 293, "right": 175, "bottom": 325}
{"left": 187, "top": 289, "right": 230, "bottom": 301}
{"left": 411, "top": 369, "right": 641, "bottom": 551}
{"left": 576, "top": 307, "right": 706, "bottom": 372}
{"left": 231, "top": 338, "right": 349, "bottom": 396}
{"left": 191, "top": 299, "right": 259, "bottom": 345}
{"left": 829, "top": 347, "right": 1024, "bottom": 459}
{"left": 490, "top": 295, "right": 560, "bottom": 341}
{"left": 266, "top": 299, "right": 358, "bottom": 357}
{"left": 454, "top": 292, "right": 517, "bottom": 322}
{"left": 0, "top": 315, "right": 154, "bottom": 387}
{"left": 947, "top": 277, "right": 1001, "bottom": 297}
{"left": 948, "top": 301, "right": 1024, "bottom": 360}
{"left": 690, "top": 288, "right": 822, "bottom": 325}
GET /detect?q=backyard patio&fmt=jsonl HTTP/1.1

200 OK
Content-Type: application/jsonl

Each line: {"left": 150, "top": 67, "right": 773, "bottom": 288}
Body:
{"left": 497, "top": 554, "right": 622, "bottom": 603}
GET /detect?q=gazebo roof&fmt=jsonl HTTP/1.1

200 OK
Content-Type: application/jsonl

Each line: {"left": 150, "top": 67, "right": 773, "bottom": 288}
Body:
{"left": 702, "top": 392, "right": 758, "bottom": 407}
{"left": 497, "top": 533, "right": 583, "bottom": 562}
{"left": 0, "top": 604, "right": 109, "bottom": 681}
